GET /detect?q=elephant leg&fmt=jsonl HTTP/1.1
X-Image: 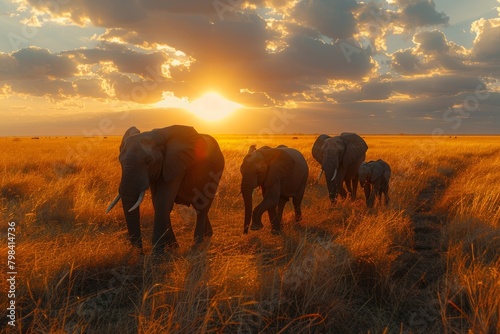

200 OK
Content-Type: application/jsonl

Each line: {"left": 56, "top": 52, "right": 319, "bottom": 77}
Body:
{"left": 123, "top": 205, "right": 142, "bottom": 250}
{"left": 383, "top": 182, "right": 390, "bottom": 205}
{"left": 351, "top": 175, "right": 358, "bottom": 201}
{"left": 337, "top": 169, "right": 348, "bottom": 199}
{"left": 332, "top": 180, "right": 347, "bottom": 200}
{"left": 267, "top": 206, "right": 278, "bottom": 232}
{"left": 204, "top": 216, "right": 213, "bottom": 237}
{"left": 292, "top": 195, "right": 304, "bottom": 222}
{"left": 263, "top": 207, "right": 276, "bottom": 229}
{"left": 251, "top": 187, "right": 267, "bottom": 230}
{"left": 252, "top": 187, "right": 280, "bottom": 231}
{"left": 194, "top": 206, "right": 213, "bottom": 243}
{"left": 344, "top": 180, "right": 353, "bottom": 197}
{"left": 274, "top": 197, "right": 288, "bottom": 233}
{"left": 193, "top": 189, "right": 215, "bottom": 241}
{"left": 338, "top": 183, "right": 348, "bottom": 199}
{"left": 371, "top": 183, "right": 382, "bottom": 207}
{"left": 151, "top": 178, "right": 182, "bottom": 254}
{"left": 384, "top": 191, "right": 390, "bottom": 205}
{"left": 365, "top": 184, "right": 374, "bottom": 208}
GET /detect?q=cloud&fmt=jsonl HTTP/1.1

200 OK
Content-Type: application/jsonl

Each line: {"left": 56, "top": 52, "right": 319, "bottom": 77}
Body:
{"left": 62, "top": 42, "right": 170, "bottom": 80}
{"left": 326, "top": 79, "right": 393, "bottom": 103}
{"left": 1, "top": 0, "right": 498, "bottom": 134}
{"left": 9, "top": 78, "right": 76, "bottom": 99}
{"left": 0, "top": 47, "right": 77, "bottom": 80}
{"left": 392, "top": 75, "right": 485, "bottom": 97}
{"left": 471, "top": 18, "right": 500, "bottom": 62}
{"left": 293, "top": 0, "right": 358, "bottom": 40}
{"left": 25, "top": 0, "right": 148, "bottom": 26}
{"left": 396, "top": 0, "right": 449, "bottom": 29}
{"left": 391, "top": 49, "right": 423, "bottom": 75}
{"left": 74, "top": 78, "right": 108, "bottom": 98}
{"left": 7, "top": 1, "right": 438, "bottom": 101}
{"left": 361, "top": 80, "right": 393, "bottom": 100}
{"left": 414, "top": 29, "right": 449, "bottom": 53}
{"left": 391, "top": 29, "right": 470, "bottom": 76}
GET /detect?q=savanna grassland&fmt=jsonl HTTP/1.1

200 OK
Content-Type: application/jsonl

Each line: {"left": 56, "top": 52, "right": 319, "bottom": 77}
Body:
{"left": 1, "top": 135, "right": 499, "bottom": 333}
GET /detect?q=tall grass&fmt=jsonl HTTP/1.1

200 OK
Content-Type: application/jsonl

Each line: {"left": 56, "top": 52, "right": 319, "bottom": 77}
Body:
{"left": 0, "top": 135, "right": 498, "bottom": 333}
{"left": 435, "top": 140, "right": 500, "bottom": 333}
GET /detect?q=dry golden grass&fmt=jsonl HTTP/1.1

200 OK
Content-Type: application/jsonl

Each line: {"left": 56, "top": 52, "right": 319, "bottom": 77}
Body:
{"left": 0, "top": 135, "right": 498, "bottom": 333}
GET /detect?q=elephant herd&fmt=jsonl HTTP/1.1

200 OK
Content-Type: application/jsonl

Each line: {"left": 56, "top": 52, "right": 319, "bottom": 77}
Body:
{"left": 106, "top": 125, "right": 391, "bottom": 254}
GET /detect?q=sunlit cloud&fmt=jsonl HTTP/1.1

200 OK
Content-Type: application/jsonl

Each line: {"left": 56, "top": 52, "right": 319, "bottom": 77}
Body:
{"left": 0, "top": 0, "right": 499, "bottom": 134}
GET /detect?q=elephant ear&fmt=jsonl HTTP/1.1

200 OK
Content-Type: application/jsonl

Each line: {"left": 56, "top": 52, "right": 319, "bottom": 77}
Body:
{"left": 340, "top": 133, "right": 368, "bottom": 167}
{"left": 120, "top": 126, "right": 141, "bottom": 151}
{"left": 312, "top": 134, "right": 330, "bottom": 164}
{"left": 260, "top": 148, "right": 295, "bottom": 188}
{"left": 153, "top": 125, "right": 206, "bottom": 183}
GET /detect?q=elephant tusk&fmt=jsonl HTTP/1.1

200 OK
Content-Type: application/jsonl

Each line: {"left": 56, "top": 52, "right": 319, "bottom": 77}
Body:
{"left": 128, "top": 191, "right": 145, "bottom": 213}
{"left": 316, "top": 170, "right": 323, "bottom": 183}
{"left": 106, "top": 194, "right": 121, "bottom": 214}
{"left": 330, "top": 169, "right": 337, "bottom": 181}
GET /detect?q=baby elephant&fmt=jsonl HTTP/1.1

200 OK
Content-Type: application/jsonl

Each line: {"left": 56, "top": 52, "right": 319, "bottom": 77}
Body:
{"left": 240, "top": 145, "right": 309, "bottom": 235}
{"left": 358, "top": 160, "right": 391, "bottom": 208}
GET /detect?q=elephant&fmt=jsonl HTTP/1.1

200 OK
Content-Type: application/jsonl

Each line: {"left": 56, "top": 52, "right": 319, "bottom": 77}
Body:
{"left": 312, "top": 133, "right": 368, "bottom": 202}
{"left": 240, "top": 145, "right": 308, "bottom": 235}
{"left": 106, "top": 125, "right": 225, "bottom": 254}
{"left": 358, "top": 159, "right": 391, "bottom": 208}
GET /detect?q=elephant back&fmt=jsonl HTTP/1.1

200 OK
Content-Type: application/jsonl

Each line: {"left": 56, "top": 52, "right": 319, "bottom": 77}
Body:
{"left": 281, "top": 147, "right": 308, "bottom": 171}
{"left": 376, "top": 159, "right": 391, "bottom": 180}
{"left": 312, "top": 134, "right": 331, "bottom": 164}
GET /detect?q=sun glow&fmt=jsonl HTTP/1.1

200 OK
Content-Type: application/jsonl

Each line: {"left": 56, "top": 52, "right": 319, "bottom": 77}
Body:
{"left": 186, "top": 92, "right": 242, "bottom": 121}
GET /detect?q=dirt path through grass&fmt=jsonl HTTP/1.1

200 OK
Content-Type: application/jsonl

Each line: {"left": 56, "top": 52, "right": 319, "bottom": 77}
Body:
{"left": 393, "top": 167, "right": 456, "bottom": 332}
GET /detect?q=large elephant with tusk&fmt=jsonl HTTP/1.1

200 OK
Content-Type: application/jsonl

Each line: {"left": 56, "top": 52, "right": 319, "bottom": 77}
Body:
{"left": 106, "top": 125, "right": 225, "bottom": 254}
{"left": 312, "top": 133, "right": 368, "bottom": 202}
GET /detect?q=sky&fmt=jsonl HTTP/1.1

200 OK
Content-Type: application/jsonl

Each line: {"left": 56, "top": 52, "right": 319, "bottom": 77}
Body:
{"left": 0, "top": 0, "right": 499, "bottom": 136}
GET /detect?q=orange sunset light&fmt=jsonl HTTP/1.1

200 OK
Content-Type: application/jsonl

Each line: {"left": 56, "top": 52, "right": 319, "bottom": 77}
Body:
{"left": 186, "top": 92, "right": 242, "bottom": 121}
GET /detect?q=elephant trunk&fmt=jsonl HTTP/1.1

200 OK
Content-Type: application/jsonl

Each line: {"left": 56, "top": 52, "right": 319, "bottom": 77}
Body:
{"left": 323, "top": 155, "right": 340, "bottom": 202}
{"left": 241, "top": 178, "right": 254, "bottom": 234}
{"left": 119, "top": 172, "right": 148, "bottom": 249}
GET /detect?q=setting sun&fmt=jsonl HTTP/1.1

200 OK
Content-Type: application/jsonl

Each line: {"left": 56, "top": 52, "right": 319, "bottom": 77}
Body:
{"left": 186, "top": 92, "right": 242, "bottom": 121}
